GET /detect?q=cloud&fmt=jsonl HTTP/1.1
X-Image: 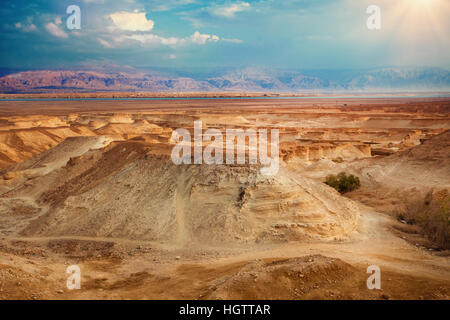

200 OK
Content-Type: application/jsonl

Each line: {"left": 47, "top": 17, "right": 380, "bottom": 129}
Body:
{"left": 109, "top": 11, "right": 154, "bottom": 31}
{"left": 55, "top": 17, "right": 62, "bottom": 25}
{"left": 98, "top": 38, "right": 113, "bottom": 48}
{"left": 222, "top": 38, "right": 243, "bottom": 44}
{"left": 210, "top": 2, "right": 250, "bottom": 18}
{"left": 180, "top": 15, "right": 204, "bottom": 28}
{"left": 124, "top": 31, "right": 220, "bottom": 47}
{"left": 152, "top": 0, "right": 198, "bottom": 12}
{"left": 126, "top": 34, "right": 185, "bottom": 46}
{"left": 15, "top": 22, "right": 37, "bottom": 32}
{"left": 54, "top": 17, "right": 62, "bottom": 25}
{"left": 190, "top": 31, "right": 219, "bottom": 44}
{"left": 45, "top": 22, "right": 68, "bottom": 38}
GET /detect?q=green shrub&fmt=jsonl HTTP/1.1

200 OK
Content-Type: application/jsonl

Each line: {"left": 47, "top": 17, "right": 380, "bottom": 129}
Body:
{"left": 325, "top": 172, "right": 361, "bottom": 194}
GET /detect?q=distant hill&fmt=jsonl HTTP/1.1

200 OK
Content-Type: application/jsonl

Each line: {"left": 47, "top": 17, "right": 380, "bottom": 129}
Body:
{"left": 345, "top": 67, "right": 450, "bottom": 91}
{"left": 0, "top": 66, "right": 448, "bottom": 93}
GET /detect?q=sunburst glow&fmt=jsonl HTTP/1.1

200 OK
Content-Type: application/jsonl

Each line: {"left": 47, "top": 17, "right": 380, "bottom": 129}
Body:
{"left": 375, "top": 0, "right": 449, "bottom": 66}
{"left": 414, "top": 0, "right": 437, "bottom": 6}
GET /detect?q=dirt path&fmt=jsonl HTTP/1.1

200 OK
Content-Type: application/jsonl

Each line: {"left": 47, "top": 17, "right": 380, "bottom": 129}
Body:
{"left": 1, "top": 193, "right": 448, "bottom": 300}
{"left": 174, "top": 202, "right": 449, "bottom": 280}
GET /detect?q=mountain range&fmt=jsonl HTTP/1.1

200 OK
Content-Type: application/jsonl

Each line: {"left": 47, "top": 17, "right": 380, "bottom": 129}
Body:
{"left": 0, "top": 66, "right": 448, "bottom": 93}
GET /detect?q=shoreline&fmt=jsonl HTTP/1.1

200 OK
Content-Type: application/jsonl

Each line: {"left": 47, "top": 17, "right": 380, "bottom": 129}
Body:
{"left": 0, "top": 91, "right": 449, "bottom": 100}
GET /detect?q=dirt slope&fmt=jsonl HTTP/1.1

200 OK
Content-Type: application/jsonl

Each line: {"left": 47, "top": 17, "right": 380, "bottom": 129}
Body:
{"left": 0, "top": 139, "right": 359, "bottom": 244}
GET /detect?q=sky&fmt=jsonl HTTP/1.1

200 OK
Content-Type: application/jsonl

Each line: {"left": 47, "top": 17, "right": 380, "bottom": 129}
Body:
{"left": 0, "top": 0, "right": 449, "bottom": 71}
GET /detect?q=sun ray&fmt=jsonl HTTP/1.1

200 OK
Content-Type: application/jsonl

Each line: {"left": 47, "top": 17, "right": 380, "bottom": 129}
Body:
{"left": 376, "top": 0, "right": 449, "bottom": 65}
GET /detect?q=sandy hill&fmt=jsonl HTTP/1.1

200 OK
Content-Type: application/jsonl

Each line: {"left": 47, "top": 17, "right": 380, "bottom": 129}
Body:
{"left": 389, "top": 130, "right": 450, "bottom": 164}
{"left": 358, "top": 130, "right": 450, "bottom": 190}
{"left": 1, "top": 67, "right": 449, "bottom": 93}
{"left": 1, "top": 138, "right": 359, "bottom": 245}
{"left": 301, "top": 130, "right": 450, "bottom": 190}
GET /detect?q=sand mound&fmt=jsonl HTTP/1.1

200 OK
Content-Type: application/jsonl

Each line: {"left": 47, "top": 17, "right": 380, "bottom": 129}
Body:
{"left": 0, "top": 126, "right": 98, "bottom": 169}
{"left": 390, "top": 130, "right": 450, "bottom": 165}
{"left": 108, "top": 114, "right": 134, "bottom": 124}
{"left": 0, "top": 263, "right": 54, "bottom": 300}
{"left": 356, "top": 130, "right": 450, "bottom": 190}
{"left": 0, "top": 136, "right": 113, "bottom": 188}
{"left": 95, "top": 122, "right": 169, "bottom": 139}
{"left": 15, "top": 140, "right": 359, "bottom": 244}
{"left": 205, "top": 255, "right": 357, "bottom": 299}
{"left": 283, "top": 142, "right": 371, "bottom": 163}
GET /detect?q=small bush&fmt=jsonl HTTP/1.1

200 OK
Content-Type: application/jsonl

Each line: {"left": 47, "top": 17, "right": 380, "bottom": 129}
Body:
{"left": 325, "top": 172, "right": 361, "bottom": 194}
{"left": 332, "top": 157, "right": 344, "bottom": 163}
{"left": 419, "top": 196, "right": 449, "bottom": 249}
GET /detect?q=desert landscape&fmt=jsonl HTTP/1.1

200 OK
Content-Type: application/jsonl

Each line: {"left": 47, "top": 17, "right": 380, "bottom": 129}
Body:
{"left": 0, "top": 96, "right": 448, "bottom": 300}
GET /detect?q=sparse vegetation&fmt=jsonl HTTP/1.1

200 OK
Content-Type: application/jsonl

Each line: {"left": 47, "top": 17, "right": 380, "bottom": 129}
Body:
{"left": 332, "top": 157, "right": 344, "bottom": 163}
{"left": 399, "top": 191, "right": 450, "bottom": 249}
{"left": 325, "top": 172, "right": 361, "bottom": 194}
